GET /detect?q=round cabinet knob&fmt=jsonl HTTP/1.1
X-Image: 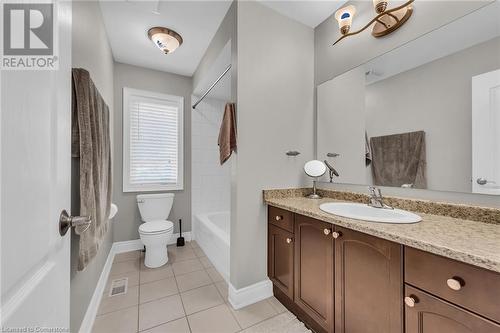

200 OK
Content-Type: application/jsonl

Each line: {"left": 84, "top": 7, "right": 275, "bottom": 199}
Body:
{"left": 275, "top": 215, "right": 283, "bottom": 221}
{"left": 332, "top": 231, "right": 341, "bottom": 239}
{"left": 324, "top": 228, "right": 331, "bottom": 235}
{"left": 404, "top": 296, "right": 417, "bottom": 307}
{"left": 286, "top": 238, "right": 293, "bottom": 244}
{"left": 447, "top": 277, "right": 464, "bottom": 291}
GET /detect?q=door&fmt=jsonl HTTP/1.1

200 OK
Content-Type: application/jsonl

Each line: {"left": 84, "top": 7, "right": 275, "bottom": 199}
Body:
{"left": 1, "top": 1, "right": 72, "bottom": 330}
{"left": 472, "top": 69, "right": 500, "bottom": 195}
{"left": 405, "top": 286, "right": 500, "bottom": 333}
{"left": 294, "top": 214, "right": 334, "bottom": 333}
{"left": 335, "top": 227, "right": 403, "bottom": 333}
{"left": 268, "top": 224, "right": 294, "bottom": 299}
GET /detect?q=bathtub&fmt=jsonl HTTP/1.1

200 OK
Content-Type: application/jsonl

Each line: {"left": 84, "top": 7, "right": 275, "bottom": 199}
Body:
{"left": 194, "top": 211, "right": 230, "bottom": 281}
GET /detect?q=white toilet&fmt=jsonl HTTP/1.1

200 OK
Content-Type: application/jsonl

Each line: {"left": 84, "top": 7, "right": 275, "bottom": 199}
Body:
{"left": 137, "top": 193, "right": 175, "bottom": 268}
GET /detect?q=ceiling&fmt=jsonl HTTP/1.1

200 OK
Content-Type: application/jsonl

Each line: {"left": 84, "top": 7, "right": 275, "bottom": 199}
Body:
{"left": 99, "top": 1, "right": 232, "bottom": 76}
{"left": 99, "top": 1, "right": 344, "bottom": 77}
{"left": 258, "top": 1, "right": 344, "bottom": 28}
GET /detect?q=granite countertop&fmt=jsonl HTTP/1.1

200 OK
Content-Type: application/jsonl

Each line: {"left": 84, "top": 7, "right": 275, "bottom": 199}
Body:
{"left": 264, "top": 195, "right": 500, "bottom": 273}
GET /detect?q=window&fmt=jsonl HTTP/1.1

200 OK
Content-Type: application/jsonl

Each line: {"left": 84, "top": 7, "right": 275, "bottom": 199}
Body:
{"left": 123, "top": 87, "right": 183, "bottom": 192}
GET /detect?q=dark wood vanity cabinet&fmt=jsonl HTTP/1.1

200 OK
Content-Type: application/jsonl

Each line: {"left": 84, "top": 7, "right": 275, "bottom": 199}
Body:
{"left": 267, "top": 205, "right": 500, "bottom": 333}
{"left": 334, "top": 226, "right": 403, "bottom": 333}
{"left": 267, "top": 207, "right": 402, "bottom": 333}
{"left": 294, "top": 214, "right": 335, "bottom": 333}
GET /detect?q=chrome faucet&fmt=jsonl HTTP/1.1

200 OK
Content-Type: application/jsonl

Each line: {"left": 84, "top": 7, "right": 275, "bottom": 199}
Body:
{"left": 324, "top": 160, "right": 339, "bottom": 183}
{"left": 367, "top": 186, "right": 393, "bottom": 209}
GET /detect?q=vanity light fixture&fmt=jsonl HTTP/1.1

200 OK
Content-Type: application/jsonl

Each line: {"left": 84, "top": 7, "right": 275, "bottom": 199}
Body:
{"left": 333, "top": 0, "right": 414, "bottom": 46}
{"left": 334, "top": 5, "right": 356, "bottom": 35}
{"left": 148, "top": 27, "right": 183, "bottom": 54}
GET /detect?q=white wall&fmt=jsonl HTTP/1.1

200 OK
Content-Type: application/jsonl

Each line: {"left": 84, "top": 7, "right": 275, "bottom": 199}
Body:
{"left": 70, "top": 2, "right": 114, "bottom": 331}
{"left": 231, "top": 1, "right": 315, "bottom": 289}
{"left": 191, "top": 97, "right": 231, "bottom": 219}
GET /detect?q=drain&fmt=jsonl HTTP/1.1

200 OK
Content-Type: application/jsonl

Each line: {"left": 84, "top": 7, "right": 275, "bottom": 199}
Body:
{"left": 109, "top": 277, "right": 128, "bottom": 297}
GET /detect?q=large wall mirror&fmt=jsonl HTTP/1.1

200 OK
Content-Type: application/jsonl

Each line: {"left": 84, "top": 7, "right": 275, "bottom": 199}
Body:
{"left": 317, "top": 1, "right": 500, "bottom": 195}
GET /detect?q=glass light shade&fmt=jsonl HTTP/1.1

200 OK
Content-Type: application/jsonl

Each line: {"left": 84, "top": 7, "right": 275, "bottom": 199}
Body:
{"left": 334, "top": 5, "right": 356, "bottom": 34}
{"left": 148, "top": 27, "right": 183, "bottom": 54}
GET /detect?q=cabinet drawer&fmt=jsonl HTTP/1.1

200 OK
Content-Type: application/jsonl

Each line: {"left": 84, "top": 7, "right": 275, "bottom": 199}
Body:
{"left": 405, "top": 247, "right": 500, "bottom": 323}
{"left": 268, "top": 206, "right": 294, "bottom": 233}
{"left": 405, "top": 285, "right": 500, "bottom": 333}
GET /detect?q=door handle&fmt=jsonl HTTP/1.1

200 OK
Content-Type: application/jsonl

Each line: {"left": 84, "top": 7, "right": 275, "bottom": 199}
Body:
{"left": 477, "top": 178, "right": 495, "bottom": 185}
{"left": 59, "top": 209, "right": 91, "bottom": 236}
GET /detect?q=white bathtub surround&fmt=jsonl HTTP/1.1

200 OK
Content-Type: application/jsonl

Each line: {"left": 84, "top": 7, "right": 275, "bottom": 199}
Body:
{"left": 194, "top": 212, "right": 230, "bottom": 281}
{"left": 191, "top": 96, "right": 232, "bottom": 282}
{"left": 228, "top": 279, "right": 274, "bottom": 310}
{"left": 191, "top": 97, "right": 231, "bottom": 216}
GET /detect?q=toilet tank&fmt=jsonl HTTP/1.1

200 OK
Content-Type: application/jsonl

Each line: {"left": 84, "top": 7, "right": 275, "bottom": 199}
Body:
{"left": 136, "top": 193, "right": 174, "bottom": 222}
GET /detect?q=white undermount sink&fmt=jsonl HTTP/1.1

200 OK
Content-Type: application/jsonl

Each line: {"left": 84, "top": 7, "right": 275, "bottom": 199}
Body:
{"left": 319, "top": 202, "right": 422, "bottom": 224}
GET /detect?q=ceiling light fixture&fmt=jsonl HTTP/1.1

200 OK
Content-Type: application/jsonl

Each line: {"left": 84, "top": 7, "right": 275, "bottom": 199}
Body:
{"left": 148, "top": 27, "right": 183, "bottom": 54}
{"left": 333, "top": 0, "right": 414, "bottom": 46}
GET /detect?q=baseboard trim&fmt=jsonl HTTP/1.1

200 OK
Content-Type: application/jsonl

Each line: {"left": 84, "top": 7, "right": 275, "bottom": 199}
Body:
{"left": 228, "top": 278, "right": 273, "bottom": 310}
{"left": 79, "top": 232, "right": 192, "bottom": 332}
{"left": 169, "top": 231, "right": 192, "bottom": 245}
{"left": 78, "top": 244, "right": 115, "bottom": 333}
{"left": 112, "top": 239, "right": 143, "bottom": 253}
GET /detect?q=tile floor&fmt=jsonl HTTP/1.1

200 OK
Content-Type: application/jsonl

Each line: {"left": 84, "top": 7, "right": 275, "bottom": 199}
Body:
{"left": 92, "top": 241, "right": 292, "bottom": 333}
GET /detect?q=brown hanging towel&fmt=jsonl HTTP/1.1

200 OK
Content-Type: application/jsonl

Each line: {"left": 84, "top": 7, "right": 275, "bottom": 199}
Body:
{"left": 370, "top": 130, "right": 427, "bottom": 189}
{"left": 218, "top": 103, "right": 237, "bottom": 165}
{"left": 72, "top": 68, "right": 112, "bottom": 270}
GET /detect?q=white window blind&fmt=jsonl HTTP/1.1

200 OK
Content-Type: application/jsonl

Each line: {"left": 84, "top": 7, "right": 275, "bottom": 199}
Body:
{"left": 123, "top": 88, "right": 183, "bottom": 192}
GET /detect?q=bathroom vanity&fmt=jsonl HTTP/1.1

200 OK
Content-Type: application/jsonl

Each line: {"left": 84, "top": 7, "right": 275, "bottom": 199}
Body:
{"left": 265, "top": 191, "right": 500, "bottom": 333}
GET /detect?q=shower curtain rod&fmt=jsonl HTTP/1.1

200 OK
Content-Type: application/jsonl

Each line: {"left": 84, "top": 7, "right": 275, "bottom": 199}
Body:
{"left": 192, "top": 64, "right": 231, "bottom": 109}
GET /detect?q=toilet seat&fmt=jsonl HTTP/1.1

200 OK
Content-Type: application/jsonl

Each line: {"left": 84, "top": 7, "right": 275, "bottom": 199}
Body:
{"left": 139, "top": 220, "right": 174, "bottom": 235}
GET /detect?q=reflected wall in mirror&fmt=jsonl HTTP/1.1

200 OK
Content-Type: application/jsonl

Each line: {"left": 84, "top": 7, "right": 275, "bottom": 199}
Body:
{"left": 317, "top": 2, "right": 500, "bottom": 195}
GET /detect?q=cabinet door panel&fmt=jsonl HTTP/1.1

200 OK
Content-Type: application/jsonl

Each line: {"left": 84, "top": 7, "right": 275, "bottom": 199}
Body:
{"left": 335, "top": 227, "right": 403, "bottom": 333}
{"left": 294, "top": 214, "right": 334, "bottom": 333}
{"left": 405, "top": 286, "right": 500, "bottom": 333}
{"left": 268, "top": 224, "right": 294, "bottom": 299}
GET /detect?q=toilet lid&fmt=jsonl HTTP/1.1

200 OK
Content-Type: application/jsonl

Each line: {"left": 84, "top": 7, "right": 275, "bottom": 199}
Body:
{"left": 139, "top": 220, "right": 174, "bottom": 234}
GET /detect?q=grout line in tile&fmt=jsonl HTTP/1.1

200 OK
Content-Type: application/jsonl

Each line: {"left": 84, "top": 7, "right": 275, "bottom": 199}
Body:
{"left": 172, "top": 262, "right": 205, "bottom": 277}
{"left": 137, "top": 261, "right": 141, "bottom": 333}
{"left": 239, "top": 309, "right": 285, "bottom": 332}
{"left": 226, "top": 299, "right": 243, "bottom": 331}
{"left": 236, "top": 299, "right": 283, "bottom": 331}
{"left": 185, "top": 299, "right": 227, "bottom": 318}
{"left": 137, "top": 317, "right": 188, "bottom": 333}
{"left": 172, "top": 276, "right": 192, "bottom": 333}
{"left": 139, "top": 275, "right": 176, "bottom": 287}
{"left": 94, "top": 303, "right": 139, "bottom": 318}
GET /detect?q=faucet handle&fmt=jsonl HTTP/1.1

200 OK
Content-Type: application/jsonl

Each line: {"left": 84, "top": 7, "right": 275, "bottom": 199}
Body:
{"left": 368, "top": 186, "right": 383, "bottom": 198}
